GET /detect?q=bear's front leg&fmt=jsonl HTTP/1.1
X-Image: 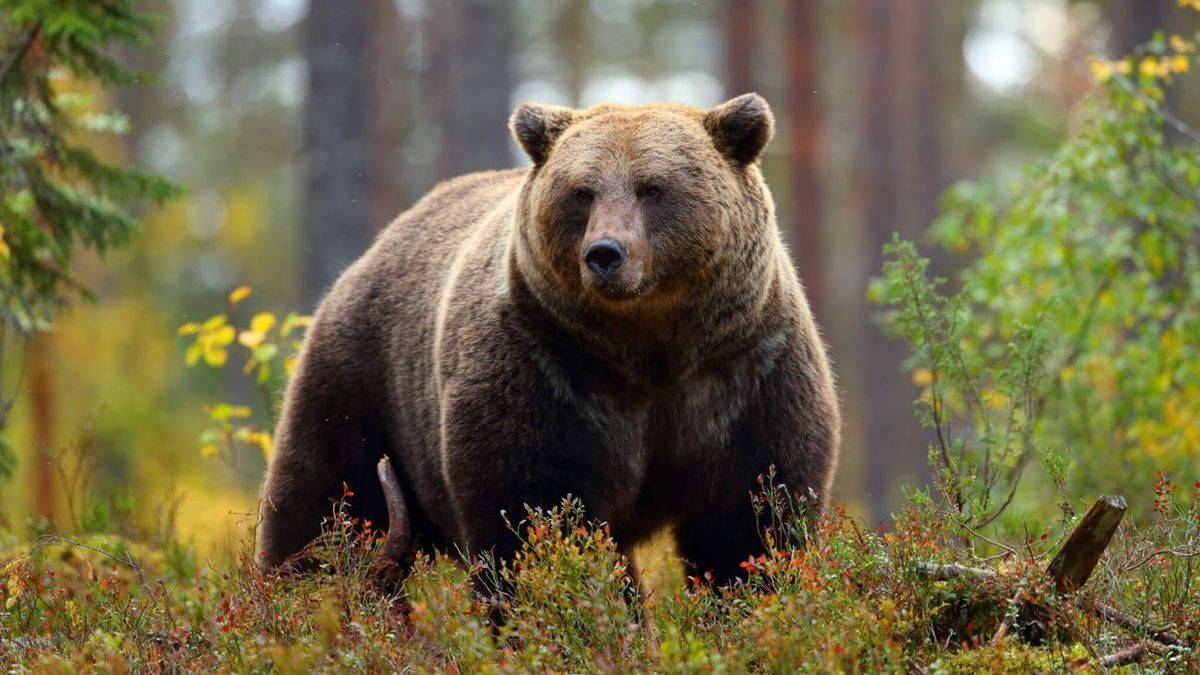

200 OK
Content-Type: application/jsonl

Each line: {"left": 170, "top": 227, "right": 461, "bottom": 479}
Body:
{"left": 439, "top": 380, "right": 602, "bottom": 564}
{"left": 675, "top": 342, "right": 840, "bottom": 585}
{"left": 674, "top": 497, "right": 765, "bottom": 585}
{"left": 434, "top": 352, "right": 635, "bottom": 594}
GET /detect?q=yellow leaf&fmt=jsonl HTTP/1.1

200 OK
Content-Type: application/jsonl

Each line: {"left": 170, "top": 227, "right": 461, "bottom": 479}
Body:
{"left": 257, "top": 432, "right": 273, "bottom": 462}
{"left": 250, "top": 312, "right": 276, "bottom": 334}
{"left": 202, "top": 314, "right": 228, "bottom": 331}
{"left": 178, "top": 322, "right": 202, "bottom": 336}
{"left": 911, "top": 368, "right": 933, "bottom": 387}
{"left": 203, "top": 345, "right": 228, "bottom": 367}
{"left": 1173, "top": 54, "right": 1190, "bottom": 73}
{"left": 1115, "top": 59, "right": 1132, "bottom": 75}
{"left": 238, "top": 330, "right": 265, "bottom": 349}
{"left": 228, "top": 405, "right": 252, "bottom": 418}
{"left": 983, "top": 389, "right": 1008, "bottom": 410}
{"left": 280, "top": 313, "right": 313, "bottom": 337}
{"left": 185, "top": 343, "right": 203, "bottom": 366}
{"left": 284, "top": 354, "right": 298, "bottom": 376}
{"left": 1059, "top": 365, "right": 1075, "bottom": 382}
{"left": 211, "top": 325, "right": 236, "bottom": 346}
{"left": 200, "top": 444, "right": 219, "bottom": 458}
{"left": 1156, "top": 372, "right": 1173, "bottom": 391}
{"left": 229, "top": 285, "right": 252, "bottom": 305}
{"left": 1088, "top": 56, "right": 1112, "bottom": 82}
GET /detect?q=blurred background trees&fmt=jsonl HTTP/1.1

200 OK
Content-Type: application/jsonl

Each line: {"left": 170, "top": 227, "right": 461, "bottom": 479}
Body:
{"left": 0, "top": 1, "right": 180, "bottom": 524}
{"left": 1, "top": 0, "right": 1196, "bottom": 554}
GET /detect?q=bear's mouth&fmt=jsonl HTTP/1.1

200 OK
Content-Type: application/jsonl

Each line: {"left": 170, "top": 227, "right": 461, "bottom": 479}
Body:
{"left": 583, "top": 273, "right": 654, "bottom": 304}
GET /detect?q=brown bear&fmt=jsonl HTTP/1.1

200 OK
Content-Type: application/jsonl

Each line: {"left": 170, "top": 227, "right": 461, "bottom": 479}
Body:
{"left": 257, "top": 93, "right": 841, "bottom": 583}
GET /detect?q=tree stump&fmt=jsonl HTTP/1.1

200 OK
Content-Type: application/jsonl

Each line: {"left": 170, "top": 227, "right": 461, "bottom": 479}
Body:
{"left": 1046, "top": 494, "right": 1126, "bottom": 593}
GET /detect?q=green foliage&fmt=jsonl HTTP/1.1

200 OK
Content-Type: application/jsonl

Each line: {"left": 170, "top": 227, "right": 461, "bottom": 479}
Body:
{"left": 874, "top": 237, "right": 1053, "bottom": 532}
{"left": 0, "top": 0, "right": 180, "bottom": 325}
{"left": 0, "top": 0, "right": 181, "bottom": 477}
{"left": 875, "top": 29, "right": 1200, "bottom": 517}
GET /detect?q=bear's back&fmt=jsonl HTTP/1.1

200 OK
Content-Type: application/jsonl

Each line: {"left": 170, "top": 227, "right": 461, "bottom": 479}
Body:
{"left": 309, "top": 167, "right": 527, "bottom": 536}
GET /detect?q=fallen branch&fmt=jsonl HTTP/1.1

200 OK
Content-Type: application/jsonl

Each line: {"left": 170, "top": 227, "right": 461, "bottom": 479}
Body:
{"left": 1092, "top": 601, "right": 1188, "bottom": 649}
{"left": 371, "top": 455, "right": 412, "bottom": 586}
{"left": 916, "top": 562, "right": 996, "bottom": 581}
{"left": 1098, "top": 641, "right": 1151, "bottom": 668}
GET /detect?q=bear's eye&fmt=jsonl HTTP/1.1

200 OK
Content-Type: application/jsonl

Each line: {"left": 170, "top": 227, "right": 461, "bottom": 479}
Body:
{"left": 639, "top": 185, "right": 663, "bottom": 201}
{"left": 573, "top": 188, "right": 594, "bottom": 205}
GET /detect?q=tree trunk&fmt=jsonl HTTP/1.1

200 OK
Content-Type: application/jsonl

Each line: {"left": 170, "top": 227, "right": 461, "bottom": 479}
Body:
{"left": 1110, "top": 0, "right": 1171, "bottom": 56}
{"left": 724, "top": 0, "right": 757, "bottom": 98}
{"left": 301, "top": 2, "right": 373, "bottom": 307}
{"left": 556, "top": 0, "right": 591, "bottom": 106}
{"left": 428, "top": 0, "right": 515, "bottom": 178}
{"left": 855, "top": 0, "right": 941, "bottom": 525}
{"left": 29, "top": 332, "right": 55, "bottom": 521}
{"left": 785, "top": 0, "right": 824, "bottom": 321}
{"left": 368, "top": 0, "right": 408, "bottom": 227}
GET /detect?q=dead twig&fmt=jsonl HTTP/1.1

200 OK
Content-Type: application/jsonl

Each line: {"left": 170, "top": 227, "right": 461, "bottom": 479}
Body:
{"left": 33, "top": 533, "right": 150, "bottom": 593}
{"left": 990, "top": 588, "right": 1024, "bottom": 645}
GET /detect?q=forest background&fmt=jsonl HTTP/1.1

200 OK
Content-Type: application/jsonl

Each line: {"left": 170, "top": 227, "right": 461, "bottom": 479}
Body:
{"left": 0, "top": 0, "right": 1193, "bottom": 561}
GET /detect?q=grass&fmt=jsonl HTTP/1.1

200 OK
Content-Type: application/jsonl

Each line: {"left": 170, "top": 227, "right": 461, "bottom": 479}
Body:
{"left": 1, "top": 479, "right": 1198, "bottom": 672}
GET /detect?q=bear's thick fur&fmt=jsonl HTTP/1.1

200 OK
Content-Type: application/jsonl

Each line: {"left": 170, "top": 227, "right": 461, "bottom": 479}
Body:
{"left": 257, "top": 94, "right": 841, "bottom": 581}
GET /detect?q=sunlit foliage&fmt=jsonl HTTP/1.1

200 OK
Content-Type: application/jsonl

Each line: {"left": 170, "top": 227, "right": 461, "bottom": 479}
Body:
{"left": 178, "top": 285, "right": 309, "bottom": 468}
{"left": 876, "top": 26, "right": 1200, "bottom": 519}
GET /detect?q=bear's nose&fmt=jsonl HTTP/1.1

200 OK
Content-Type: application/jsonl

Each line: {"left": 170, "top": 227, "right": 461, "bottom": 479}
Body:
{"left": 584, "top": 238, "right": 627, "bottom": 278}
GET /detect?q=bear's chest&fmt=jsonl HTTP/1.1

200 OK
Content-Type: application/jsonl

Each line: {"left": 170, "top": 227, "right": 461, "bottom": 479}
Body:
{"left": 570, "top": 359, "right": 763, "bottom": 530}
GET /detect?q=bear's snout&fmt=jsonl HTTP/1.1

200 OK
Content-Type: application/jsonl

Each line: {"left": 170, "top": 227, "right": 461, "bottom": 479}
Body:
{"left": 583, "top": 238, "right": 627, "bottom": 278}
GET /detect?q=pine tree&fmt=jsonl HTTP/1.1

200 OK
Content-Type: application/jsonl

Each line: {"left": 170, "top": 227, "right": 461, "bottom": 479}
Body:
{"left": 0, "top": 0, "right": 180, "bottom": 476}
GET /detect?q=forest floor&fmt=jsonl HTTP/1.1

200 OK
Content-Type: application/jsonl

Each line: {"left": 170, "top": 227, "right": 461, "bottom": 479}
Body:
{"left": 1, "top": 486, "right": 1197, "bottom": 672}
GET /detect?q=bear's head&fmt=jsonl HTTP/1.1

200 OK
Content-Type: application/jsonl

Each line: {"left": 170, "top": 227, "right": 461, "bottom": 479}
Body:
{"left": 509, "top": 94, "right": 778, "bottom": 319}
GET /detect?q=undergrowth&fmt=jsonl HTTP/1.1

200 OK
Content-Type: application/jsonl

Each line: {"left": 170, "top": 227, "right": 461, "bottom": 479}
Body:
{"left": 2, "top": 476, "right": 1197, "bottom": 672}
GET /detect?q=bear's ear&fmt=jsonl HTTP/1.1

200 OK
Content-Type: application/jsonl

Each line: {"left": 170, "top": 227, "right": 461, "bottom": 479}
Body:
{"left": 703, "top": 93, "right": 775, "bottom": 166}
{"left": 509, "top": 102, "right": 576, "bottom": 167}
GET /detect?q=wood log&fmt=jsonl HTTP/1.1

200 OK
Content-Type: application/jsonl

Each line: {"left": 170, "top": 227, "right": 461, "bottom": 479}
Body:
{"left": 1098, "top": 642, "right": 1151, "bottom": 667}
{"left": 1046, "top": 494, "right": 1126, "bottom": 593}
